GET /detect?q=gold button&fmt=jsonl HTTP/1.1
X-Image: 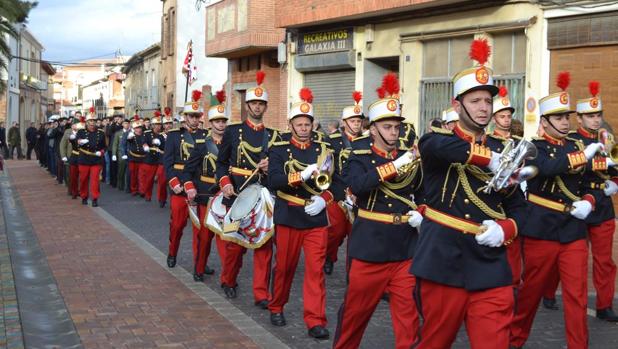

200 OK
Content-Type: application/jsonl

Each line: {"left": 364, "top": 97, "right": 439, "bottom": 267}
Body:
{"left": 466, "top": 151, "right": 470, "bottom": 154}
{"left": 316, "top": 148, "right": 319, "bottom": 152}
{"left": 464, "top": 214, "right": 471, "bottom": 219}
{"left": 371, "top": 160, "right": 375, "bottom": 164}
{"left": 464, "top": 199, "right": 470, "bottom": 204}
{"left": 384, "top": 195, "right": 388, "bottom": 199}
{"left": 388, "top": 203, "right": 393, "bottom": 207}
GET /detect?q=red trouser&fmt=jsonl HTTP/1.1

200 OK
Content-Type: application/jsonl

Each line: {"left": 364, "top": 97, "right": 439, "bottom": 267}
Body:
{"left": 507, "top": 237, "right": 523, "bottom": 287}
{"left": 510, "top": 238, "right": 588, "bottom": 349}
{"left": 268, "top": 225, "right": 327, "bottom": 329}
{"left": 69, "top": 164, "right": 79, "bottom": 197}
{"left": 220, "top": 238, "right": 273, "bottom": 302}
{"left": 139, "top": 163, "right": 158, "bottom": 200}
{"left": 193, "top": 205, "right": 226, "bottom": 275}
{"left": 168, "top": 194, "right": 197, "bottom": 257}
{"left": 334, "top": 259, "right": 417, "bottom": 349}
{"left": 416, "top": 279, "right": 513, "bottom": 349}
{"left": 326, "top": 201, "right": 351, "bottom": 263}
{"left": 128, "top": 161, "right": 142, "bottom": 194}
{"left": 156, "top": 164, "right": 167, "bottom": 203}
{"left": 78, "top": 164, "right": 101, "bottom": 200}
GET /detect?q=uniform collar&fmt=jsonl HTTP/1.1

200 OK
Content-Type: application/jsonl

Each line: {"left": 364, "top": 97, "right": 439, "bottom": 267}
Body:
{"left": 245, "top": 118, "right": 264, "bottom": 131}
{"left": 577, "top": 126, "right": 597, "bottom": 139}
{"left": 371, "top": 144, "right": 397, "bottom": 159}
{"left": 344, "top": 131, "right": 356, "bottom": 141}
{"left": 454, "top": 123, "right": 485, "bottom": 143}
{"left": 290, "top": 136, "right": 311, "bottom": 150}
{"left": 492, "top": 128, "right": 511, "bottom": 139}
{"left": 543, "top": 133, "right": 565, "bottom": 146}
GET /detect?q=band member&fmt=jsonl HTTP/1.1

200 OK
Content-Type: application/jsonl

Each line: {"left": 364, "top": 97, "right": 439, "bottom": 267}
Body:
{"left": 216, "top": 71, "right": 279, "bottom": 302}
{"left": 141, "top": 111, "right": 165, "bottom": 202}
{"left": 127, "top": 116, "right": 148, "bottom": 196}
{"left": 182, "top": 90, "right": 228, "bottom": 281}
{"left": 158, "top": 108, "right": 174, "bottom": 207}
{"left": 163, "top": 90, "right": 208, "bottom": 268}
{"left": 442, "top": 106, "right": 459, "bottom": 131}
{"left": 76, "top": 107, "right": 107, "bottom": 207}
{"left": 322, "top": 91, "right": 363, "bottom": 275}
{"left": 333, "top": 74, "right": 422, "bottom": 348}
{"left": 60, "top": 117, "right": 83, "bottom": 199}
{"left": 510, "top": 72, "right": 603, "bottom": 349}
{"left": 411, "top": 39, "right": 526, "bottom": 348}
{"left": 268, "top": 87, "right": 332, "bottom": 339}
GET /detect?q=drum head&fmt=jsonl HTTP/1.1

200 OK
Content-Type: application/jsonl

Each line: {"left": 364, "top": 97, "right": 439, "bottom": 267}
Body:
{"left": 229, "top": 184, "right": 262, "bottom": 221}
{"left": 210, "top": 192, "right": 226, "bottom": 219}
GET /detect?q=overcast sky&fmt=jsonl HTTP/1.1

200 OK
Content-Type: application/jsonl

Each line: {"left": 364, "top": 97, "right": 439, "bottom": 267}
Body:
{"left": 27, "top": 0, "right": 161, "bottom": 62}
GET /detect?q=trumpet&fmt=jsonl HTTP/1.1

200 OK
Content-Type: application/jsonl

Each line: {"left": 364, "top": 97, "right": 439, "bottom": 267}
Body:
{"left": 397, "top": 148, "right": 421, "bottom": 178}
{"left": 484, "top": 139, "right": 538, "bottom": 194}
{"left": 599, "top": 129, "right": 618, "bottom": 162}
{"left": 314, "top": 151, "right": 334, "bottom": 190}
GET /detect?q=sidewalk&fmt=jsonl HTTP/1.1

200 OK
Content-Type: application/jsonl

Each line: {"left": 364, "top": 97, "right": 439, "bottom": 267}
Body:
{"left": 3, "top": 160, "right": 264, "bottom": 348}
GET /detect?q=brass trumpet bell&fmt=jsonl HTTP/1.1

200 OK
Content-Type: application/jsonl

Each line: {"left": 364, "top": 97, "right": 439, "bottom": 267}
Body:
{"left": 315, "top": 172, "right": 331, "bottom": 190}
{"left": 313, "top": 151, "right": 334, "bottom": 191}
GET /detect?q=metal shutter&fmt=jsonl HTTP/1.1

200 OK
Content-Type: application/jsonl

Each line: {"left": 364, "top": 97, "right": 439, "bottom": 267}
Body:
{"left": 304, "top": 70, "right": 355, "bottom": 126}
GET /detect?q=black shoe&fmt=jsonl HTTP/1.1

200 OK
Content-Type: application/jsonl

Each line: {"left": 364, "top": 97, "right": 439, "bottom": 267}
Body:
{"left": 82, "top": 199, "right": 88, "bottom": 205}
{"left": 596, "top": 308, "right": 618, "bottom": 322}
{"left": 167, "top": 255, "right": 176, "bottom": 268}
{"left": 308, "top": 325, "right": 329, "bottom": 339}
{"left": 91, "top": 199, "right": 98, "bottom": 207}
{"left": 204, "top": 265, "right": 215, "bottom": 275}
{"left": 193, "top": 273, "right": 204, "bottom": 282}
{"left": 145, "top": 198, "right": 151, "bottom": 202}
{"left": 542, "top": 297, "right": 558, "bottom": 310}
{"left": 140, "top": 193, "right": 145, "bottom": 198}
{"left": 270, "top": 312, "right": 286, "bottom": 326}
{"left": 222, "top": 285, "right": 237, "bottom": 299}
{"left": 255, "top": 299, "right": 269, "bottom": 310}
{"left": 131, "top": 192, "right": 138, "bottom": 196}
{"left": 159, "top": 201, "right": 166, "bottom": 208}
{"left": 381, "top": 292, "right": 390, "bottom": 302}
{"left": 323, "top": 259, "right": 333, "bottom": 275}
{"left": 509, "top": 346, "right": 522, "bottom": 349}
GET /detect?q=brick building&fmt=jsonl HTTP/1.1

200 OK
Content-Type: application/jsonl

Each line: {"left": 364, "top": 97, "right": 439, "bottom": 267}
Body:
{"left": 205, "top": 0, "right": 287, "bottom": 130}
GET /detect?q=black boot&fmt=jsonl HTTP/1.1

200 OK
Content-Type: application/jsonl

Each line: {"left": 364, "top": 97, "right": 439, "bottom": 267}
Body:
{"left": 167, "top": 255, "right": 176, "bottom": 268}
{"left": 222, "top": 285, "right": 237, "bottom": 299}
{"left": 159, "top": 201, "right": 166, "bottom": 208}
{"left": 596, "top": 308, "right": 618, "bottom": 322}
{"left": 308, "top": 325, "right": 329, "bottom": 339}
{"left": 193, "top": 273, "right": 204, "bottom": 282}
{"left": 82, "top": 198, "right": 88, "bottom": 205}
{"left": 255, "top": 299, "right": 269, "bottom": 310}
{"left": 270, "top": 312, "right": 286, "bottom": 326}
{"left": 204, "top": 265, "right": 215, "bottom": 275}
{"left": 323, "top": 258, "right": 333, "bottom": 275}
{"left": 91, "top": 199, "right": 98, "bottom": 207}
{"left": 542, "top": 297, "right": 558, "bottom": 310}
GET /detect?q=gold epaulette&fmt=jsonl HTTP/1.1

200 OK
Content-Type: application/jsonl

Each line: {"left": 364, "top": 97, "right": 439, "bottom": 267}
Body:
{"left": 431, "top": 126, "right": 453, "bottom": 135}
{"left": 352, "top": 149, "right": 372, "bottom": 155}
{"left": 144, "top": 130, "right": 152, "bottom": 133}
{"left": 487, "top": 133, "right": 507, "bottom": 141}
{"left": 352, "top": 135, "right": 369, "bottom": 142}
{"left": 271, "top": 141, "right": 290, "bottom": 147}
{"left": 512, "top": 135, "right": 523, "bottom": 141}
{"left": 568, "top": 130, "right": 578, "bottom": 135}
{"left": 566, "top": 137, "right": 585, "bottom": 150}
{"left": 329, "top": 133, "right": 342, "bottom": 139}
{"left": 168, "top": 127, "right": 181, "bottom": 133}
{"left": 531, "top": 136, "right": 544, "bottom": 141}
{"left": 228, "top": 121, "right": 242, "bottom": 126}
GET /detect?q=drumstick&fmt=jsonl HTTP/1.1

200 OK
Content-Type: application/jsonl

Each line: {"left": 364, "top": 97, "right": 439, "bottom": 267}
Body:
{"left": 238, "top": 157, "right": 268, "bottom": 192}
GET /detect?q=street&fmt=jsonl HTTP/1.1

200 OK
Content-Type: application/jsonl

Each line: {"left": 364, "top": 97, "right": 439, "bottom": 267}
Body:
{"left": 1, "top": 159, "right": 618, "bottom": 348}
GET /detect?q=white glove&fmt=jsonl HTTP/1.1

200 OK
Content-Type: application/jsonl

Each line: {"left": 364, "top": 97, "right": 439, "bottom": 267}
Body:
{"left": 112, "top": 155, "right": 117, "bottom": 162}
{"left": 78, "top": 138, "right": 89, "bottom": 145}
{"left": 570, "top": 200, "right": 592, "bottom": 220}
{"left": 152, "top": 138, "right": 161, "bottom": 146}
{"left": 62, "top": 157, "right": 68, "bottom": 162}
{"left": 127, "top": 132, "right": 135, "bottom": 140}
{"left": 606, "top": 157, "right": 617, "bottom": 167}
{"left": 301, "top": 164, "right": 318, "bottom": 181}
{"left": 407, "top": 210, "right": 423, "bottom": 228}
{"left": 475, "top": 220, "right": 505, "bottom": 247}
{"left": 143, "top": 144, "right": 150, "bottom": 152}
{"left": 305, "top": 195, "right": 326, "bottom": 216}
{"left": 584, "top": 142, "right": 604, "bottom": 160}
{"left": 186, "top": 188, "right": 197, "bottom": 201}
{"left": 487, "top": 151, "right": 501, "bottom": 173}
{"left": 604, "top": 180, "right": 618, "bottom": 196}
{"left": 172, "top": 184, "right": 183, "bottom": 194}
{"left": 393, "top": 152, "right": 414, "bottom": 170}
{"left": 69, "top": 134, "right": 76, "bottom": 140}
{"left": 121, "top": 155, "right": 128, "bottom": 160}
{"left": 344, "top": 194, "right": 355, "bottom": 209}
{"left": 95, "top": 151, "right": 102, "bottom": 157}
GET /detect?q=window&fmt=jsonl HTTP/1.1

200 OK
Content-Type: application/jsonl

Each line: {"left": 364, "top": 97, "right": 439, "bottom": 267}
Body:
{"left": 161, "top": 15, "right": 167, "bottom": 57}
{"left": 168, "top": 8, "right": 175, "bottom": 56}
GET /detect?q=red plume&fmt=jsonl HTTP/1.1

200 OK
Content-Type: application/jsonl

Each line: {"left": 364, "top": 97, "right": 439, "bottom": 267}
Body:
{"left": 498, "top": 86, "right": 508, "bottom": 98}
{"left": 382, "top": 73, "right": 400, "bottom": 96}
{"left": 376, "top": 87, "right": 386, "bottom": 99}
{"left": 215, "top": 89, "right": 226, "bottom": 104}
{"left": 556, "top": 71, "right": 570, "bottom": 91}
{"left": 80, "top": 116, "right": 85, "bottom": 123}
{"left": 164, "top": 107, "right": 171, "bottom": 116}
{"left": 469, "top": 38, "right": 491, "bottom": 65}
{"left": 154, "top": 110, "right": 161, "bottom": 117}
{"left": 299, "top": 87, "right": 313, "bottom": 103}
{"left": 133, "top": 114, "right": 139, "bottom": 121}
{"left": 256, "top": 70, "right": 265, "bottom": 85}
{"left": 589, "top": 81, "right": 600, "bottom": 97}
{"left": 352, "top": 91, "right": 362, "bottom": 104}
{"left": 191, "top": 89, "right": 202, "bottom": 102}
{"left": 89, "top": 106, "right": 95, "bottom": 114}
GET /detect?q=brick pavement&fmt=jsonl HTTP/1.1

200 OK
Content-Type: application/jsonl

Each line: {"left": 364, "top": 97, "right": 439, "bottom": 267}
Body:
{"left": 5, "top": 160, "right": 262, "bottom": 349}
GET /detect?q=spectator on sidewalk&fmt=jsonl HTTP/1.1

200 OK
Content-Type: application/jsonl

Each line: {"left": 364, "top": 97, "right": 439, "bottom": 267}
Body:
{"left": 8, "top": 121, "right": 23, "bottom": 159}
{"left": 0, "top": 122, "right": 7, "bottom": 159}
{"left": 112, "top": 118, "right": 130, "bottom": 191}
{"left": 26, "top": 122, "right": 37, "bottom": 160}
{"left": 36, "top": 122, "right": 46, "bottom": 167}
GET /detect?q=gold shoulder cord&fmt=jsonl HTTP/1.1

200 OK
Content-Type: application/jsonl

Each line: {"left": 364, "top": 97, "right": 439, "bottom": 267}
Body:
{"left": 370, "top": 160, "right": 422, "bottom": 210}
{"left": 554, "top": 176, "right": 581, "bottom": 201}
{"left": 440, "top": 163, "right": 506, "bottom": 220}
{"left": 284, "top": 143, "right": 330, "bottom": 197}
{"left": 181, "top": 140, "right": 194, "bottom": 161}
{"left": 202, "top": 153, "right": 217, "bottom": 175}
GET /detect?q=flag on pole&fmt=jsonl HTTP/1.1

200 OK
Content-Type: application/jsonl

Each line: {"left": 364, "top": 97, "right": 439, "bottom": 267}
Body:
{"left": 182, "top": 40, "right": 193, "bottom": 75}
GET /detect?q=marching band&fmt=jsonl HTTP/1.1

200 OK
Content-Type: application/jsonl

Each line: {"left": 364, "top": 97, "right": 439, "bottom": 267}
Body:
{"left": 48, "top": 38, "right": 618, "bottom": 349}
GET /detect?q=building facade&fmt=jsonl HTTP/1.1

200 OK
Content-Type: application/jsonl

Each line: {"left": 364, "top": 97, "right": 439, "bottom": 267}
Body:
{"left": 82, "top": 71, "right": 125, "bottom": 118}
{"left": 123, "top": 43, "right": 162, "bottom": 117}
